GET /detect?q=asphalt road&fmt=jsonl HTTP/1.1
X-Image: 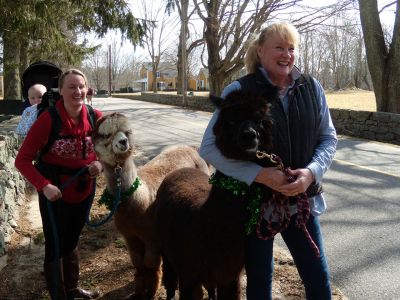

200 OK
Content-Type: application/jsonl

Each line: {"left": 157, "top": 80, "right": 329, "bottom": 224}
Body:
{"left": 94, "top": 96, "right": 400, "bottom": 300}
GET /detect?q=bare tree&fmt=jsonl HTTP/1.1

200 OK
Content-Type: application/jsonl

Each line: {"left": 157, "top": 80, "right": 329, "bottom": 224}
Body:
{"left": 193, "top": 0, "right": 303, "bottom": 96}
{"left": 167, "top": 0, "right": 205, "bottom": 97}
{"left": 118, "top": 53, "right": 147, "bottom": 90}
{"left": 83, "top": 47, "right": 108, "bottom": 91}
{"left": 358, "top": 0, "right": 400, "bottom": 112}
{"left": 140, "top": 0, "right": 176, "bottom": 93}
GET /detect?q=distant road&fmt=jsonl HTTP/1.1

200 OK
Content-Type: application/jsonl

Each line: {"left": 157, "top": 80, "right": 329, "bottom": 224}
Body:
{"left": 94, "top": 96, "right": 400, "bottom": 300}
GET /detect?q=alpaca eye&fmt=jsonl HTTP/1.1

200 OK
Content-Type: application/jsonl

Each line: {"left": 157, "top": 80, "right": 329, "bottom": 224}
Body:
{"left": 101, "top": 133, "right": 111, "bottom": 139}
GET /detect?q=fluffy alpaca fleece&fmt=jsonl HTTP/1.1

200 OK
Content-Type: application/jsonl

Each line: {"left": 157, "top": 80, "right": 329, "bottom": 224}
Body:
{"left": 92, "top": 112, "right": 209, "bottom": 299}
{"left": 153, "top": 89, "right": 278, "bottom": 300}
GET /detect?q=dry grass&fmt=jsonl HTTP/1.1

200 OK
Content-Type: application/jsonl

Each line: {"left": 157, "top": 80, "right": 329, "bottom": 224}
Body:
{"left": 118, "top": 89, "right": 377, "bottom": 112}
{"left": 325, "top": 89, "right": 376, "bottom": 112}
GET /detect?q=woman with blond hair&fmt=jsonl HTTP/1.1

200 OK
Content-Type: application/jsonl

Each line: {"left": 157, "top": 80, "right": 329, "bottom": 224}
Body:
{"left": 200, "top": 23, "right": 337, "bottom": 299}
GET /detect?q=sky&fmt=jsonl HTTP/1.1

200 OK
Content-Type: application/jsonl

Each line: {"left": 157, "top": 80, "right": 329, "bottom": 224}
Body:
{"left": 84, "top": 0, "right": 397, "bottom": 62}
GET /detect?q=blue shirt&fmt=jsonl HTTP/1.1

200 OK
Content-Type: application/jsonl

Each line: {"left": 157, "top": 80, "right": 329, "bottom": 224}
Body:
{"left": 199, "top": 67, "right": 337, "bottom": 216}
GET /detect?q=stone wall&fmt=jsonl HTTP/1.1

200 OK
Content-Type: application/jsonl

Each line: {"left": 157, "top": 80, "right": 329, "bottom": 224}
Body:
{"left": 125, "top": 93, "right": 400, "bottom": 145}
{"left": 330, "top": 109, "right": 400, "bottom": 145}
{"left": 0, "top": 118, "right": 26, "bottom": 269}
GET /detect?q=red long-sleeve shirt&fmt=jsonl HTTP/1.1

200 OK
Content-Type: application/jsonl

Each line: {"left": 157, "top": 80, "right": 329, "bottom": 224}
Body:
{"left": 15, "top": 100, "right": 102, "bottom": 203}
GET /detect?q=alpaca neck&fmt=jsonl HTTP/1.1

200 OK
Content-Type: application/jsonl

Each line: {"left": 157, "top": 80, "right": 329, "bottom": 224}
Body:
{"left": 103, "top": 156, "right": 139, "bottom": 193}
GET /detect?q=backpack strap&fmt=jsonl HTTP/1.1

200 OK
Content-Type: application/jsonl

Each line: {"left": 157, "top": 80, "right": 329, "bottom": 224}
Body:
{"left": 85, "top": 104, "right": 96, "bottom": 129}
{"left": 38, "top": 106, "right": 62, "bottom": 160}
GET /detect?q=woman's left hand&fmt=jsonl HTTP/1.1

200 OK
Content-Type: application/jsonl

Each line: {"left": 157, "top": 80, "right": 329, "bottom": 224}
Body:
{"left": 278, "top": 168, "right": 315, "bottom": 197}
{"left": 88, "top": 160, "right": 103, "bottom": 178}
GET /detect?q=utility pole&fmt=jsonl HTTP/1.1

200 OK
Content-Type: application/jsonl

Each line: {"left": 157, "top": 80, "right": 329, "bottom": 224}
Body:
{"left": 108, "top": 44, "right": 112, "bottom": 97}
{"left": 181, "top": 0, "right": 187, "bottom": 106}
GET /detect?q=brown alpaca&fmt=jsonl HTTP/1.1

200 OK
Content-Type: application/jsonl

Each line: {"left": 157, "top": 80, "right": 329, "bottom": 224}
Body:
{"left": 92, "top": 112, "right": 209, "bottom": 299}
{"left": 153, "top": 90, "right": 278, "bottom": 300}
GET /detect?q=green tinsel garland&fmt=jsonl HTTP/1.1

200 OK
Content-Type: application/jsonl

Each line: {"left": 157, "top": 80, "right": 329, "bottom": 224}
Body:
{"left": 98, "top": 177, "right": 141, "bottom": 210}
{"left": 209, "top": 173, "right": 263, "bottom": 235}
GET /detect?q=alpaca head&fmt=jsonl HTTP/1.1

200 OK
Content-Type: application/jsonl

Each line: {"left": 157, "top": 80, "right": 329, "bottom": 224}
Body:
{"left": 92, "top": 112, "right": 134, "bottom": 166}
{"left": 212, "top": 89, "right": 277, "bottom": 161}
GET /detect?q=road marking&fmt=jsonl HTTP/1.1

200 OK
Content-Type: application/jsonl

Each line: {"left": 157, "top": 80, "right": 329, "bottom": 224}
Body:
{"left": 334, "top": 158, "right": 400, "bottom": 179}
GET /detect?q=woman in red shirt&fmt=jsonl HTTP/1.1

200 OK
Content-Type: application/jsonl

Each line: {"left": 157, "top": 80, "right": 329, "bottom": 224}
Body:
{"left": 15, "top": 69, "right": 102, "bottom": 299}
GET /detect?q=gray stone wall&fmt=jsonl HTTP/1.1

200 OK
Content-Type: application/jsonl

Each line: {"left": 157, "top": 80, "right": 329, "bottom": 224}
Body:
{"left": 330, "top": 109, "right": 400, "bottom": 145}
{"left": 0, "top": 135, "right": 25, "bottom": 247}
{"left": 0, "top": 118, "right": 26, "bottom": 269}
{"left": 125, "top": 93, "right": 400, "bottom": 145}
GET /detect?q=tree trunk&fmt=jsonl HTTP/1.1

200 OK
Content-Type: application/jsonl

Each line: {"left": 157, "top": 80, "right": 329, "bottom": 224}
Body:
{"left": 3, "top": 31, "right": 21, "bottom": 101}
{"left": 176, "top": 39, "right": 183, "bottom": 95}
{"left": 358, "top": 0, "right": 400, "bottom": 112}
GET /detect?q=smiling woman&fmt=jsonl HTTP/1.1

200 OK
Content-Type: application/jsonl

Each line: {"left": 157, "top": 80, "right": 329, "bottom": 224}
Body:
{"left": 199, "top": 22, "right": 337, "bottom": 300}
{"left": 14, "top": 68, "right": 104, "bottom": 299}
{"left": 59, "top": 69, "right": 88, "bottom": 119}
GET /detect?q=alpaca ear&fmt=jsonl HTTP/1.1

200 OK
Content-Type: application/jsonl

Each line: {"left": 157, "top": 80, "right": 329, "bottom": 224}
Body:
{"left": 210, "top": 94, "right": 223, "bottom": 107}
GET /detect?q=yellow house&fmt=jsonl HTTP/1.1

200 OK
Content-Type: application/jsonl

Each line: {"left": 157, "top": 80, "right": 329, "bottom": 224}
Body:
{"left": 137, "top": 62, "right": 199, "bottom": 92}
{"left": 138, "top": 62, "right": 177, "bottom": 91}
{"left": 196, "top": 68, "right": 209, "bottom": 91}
{"left": 188, "top": 77, "right": 197, "bottom": 91}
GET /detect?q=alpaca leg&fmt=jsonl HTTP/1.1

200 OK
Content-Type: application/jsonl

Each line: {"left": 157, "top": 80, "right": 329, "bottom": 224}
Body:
{"left": 162, "top": 256, "right": 178, "bottom": 300}
{"left": 144, "top": 266, "right": 162, "bottom": 298}
{"left": 144, "top": 243, "right": 161, "bottom": 269}
{"left": 217, "top": 278, "right": 241, "bottom": 300}
{"left": 179, "top": 280, "right": 203, "bottom": 300}
{"left": 125, "top": 237, "right": 161, "bottom": 299}
{"left": 205, "top": 285, "right": 216, "bottom": 300}
{"left": 124, "top": 237, "right": 146, "bottom": 298}
{"left": 127, "top": 265, "right": 161, "bottom": 299}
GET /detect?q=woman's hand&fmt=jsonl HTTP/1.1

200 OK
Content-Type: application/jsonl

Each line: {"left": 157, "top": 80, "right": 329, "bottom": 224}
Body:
{"left": 278, "top": 168, "right": 315, "bottom": 197}
{"left": 88, "top": 160, "right": 103, "bottom": 178}
{"left": 254, "top": 167, "right": 288, "bottom": 191}
{"left": 42, "top": 184, "right": 62, "bottom": 202}
{"left": 255, "top": 167, "right": 315, "bottom": 197}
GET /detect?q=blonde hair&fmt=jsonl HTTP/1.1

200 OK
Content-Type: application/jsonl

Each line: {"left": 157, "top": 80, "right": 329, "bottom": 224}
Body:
{"left": 28, "top": 84, "right": 47, "bottom": 96}
{"left": 244, "top": 23, "right": 300, "bottom": 73}
{"left": 58, "top": 68, "right": 88, "bottom": 90}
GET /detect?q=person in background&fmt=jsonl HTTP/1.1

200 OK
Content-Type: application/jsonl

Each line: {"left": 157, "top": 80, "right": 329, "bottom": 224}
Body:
{"left": 15, "top": 69, "right": 103, "bottom": 299}
{"left": 16, "top": 84, "right": 47, "bottom": 136}
{"left": 199, "top": 23, "right": 337, "bottom": 300}
{"left": 86, "top": 87, "right": 94, "bottom": 105}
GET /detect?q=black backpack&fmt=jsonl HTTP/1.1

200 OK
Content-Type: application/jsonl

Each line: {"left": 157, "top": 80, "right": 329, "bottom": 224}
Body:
{"left": 38, "top": 104, "right": 97, "bottom": 160}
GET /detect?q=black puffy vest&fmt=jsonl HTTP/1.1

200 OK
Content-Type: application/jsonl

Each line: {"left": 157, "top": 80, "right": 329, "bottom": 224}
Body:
{"left": 238, "top": 69, "right": 320, "bottom": 169}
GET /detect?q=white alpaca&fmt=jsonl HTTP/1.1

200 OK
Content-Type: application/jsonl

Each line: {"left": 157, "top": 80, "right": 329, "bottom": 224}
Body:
{"left": 92, "top": 112, "right": 209, "bottom": 299}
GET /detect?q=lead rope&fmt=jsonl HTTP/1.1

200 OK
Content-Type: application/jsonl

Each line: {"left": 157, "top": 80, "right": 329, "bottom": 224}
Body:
{"left": 85, "top": 165, "right": 122, "bottom": 227}
{"left": 255, "top": 150, "right": 320, "bottom": 257}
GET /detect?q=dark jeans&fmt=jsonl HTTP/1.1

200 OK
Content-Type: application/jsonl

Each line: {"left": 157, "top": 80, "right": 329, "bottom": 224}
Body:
{"left": 39, "top": 193, "right": 93, "bottom": 263}
{"left": 245, "top": 214, "right": 331, "bottom": 300}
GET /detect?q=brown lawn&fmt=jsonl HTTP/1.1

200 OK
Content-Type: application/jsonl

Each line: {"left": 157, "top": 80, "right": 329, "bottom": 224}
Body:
{"left": 119, "top": 89, "right": 377, "bottom": 112}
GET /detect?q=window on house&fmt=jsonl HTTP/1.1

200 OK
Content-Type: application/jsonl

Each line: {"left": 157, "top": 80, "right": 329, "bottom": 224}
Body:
{"left": 156, "top": 71, "right": 161, "bottom": 78}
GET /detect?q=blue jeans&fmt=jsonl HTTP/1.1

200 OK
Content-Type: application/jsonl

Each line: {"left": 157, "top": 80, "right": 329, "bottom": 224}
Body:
{"left": 245, "top": 214, "right": 331, "bottom": 300}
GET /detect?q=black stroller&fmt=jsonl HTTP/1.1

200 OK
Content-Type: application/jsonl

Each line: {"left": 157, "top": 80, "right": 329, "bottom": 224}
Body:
{"left": 21, "top": 61, "right": 62, "bottom": 111}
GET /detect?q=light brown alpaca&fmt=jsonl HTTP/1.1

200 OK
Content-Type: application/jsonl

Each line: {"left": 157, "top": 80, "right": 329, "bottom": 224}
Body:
{"left": 92, "top": 112, "right": 209, "bottom": 299}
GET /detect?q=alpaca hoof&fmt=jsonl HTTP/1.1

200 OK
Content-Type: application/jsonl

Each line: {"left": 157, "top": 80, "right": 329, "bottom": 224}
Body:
{"left": 125, "top": 292, "right": 153, "bottom": 300}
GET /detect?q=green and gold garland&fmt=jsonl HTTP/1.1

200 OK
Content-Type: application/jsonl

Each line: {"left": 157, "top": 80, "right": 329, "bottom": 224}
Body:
{"left": 209, "top": 173, "right": 263, "bottom": 235}
{"left": 98, "top": 177, "right": 141, "bottom": 210}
